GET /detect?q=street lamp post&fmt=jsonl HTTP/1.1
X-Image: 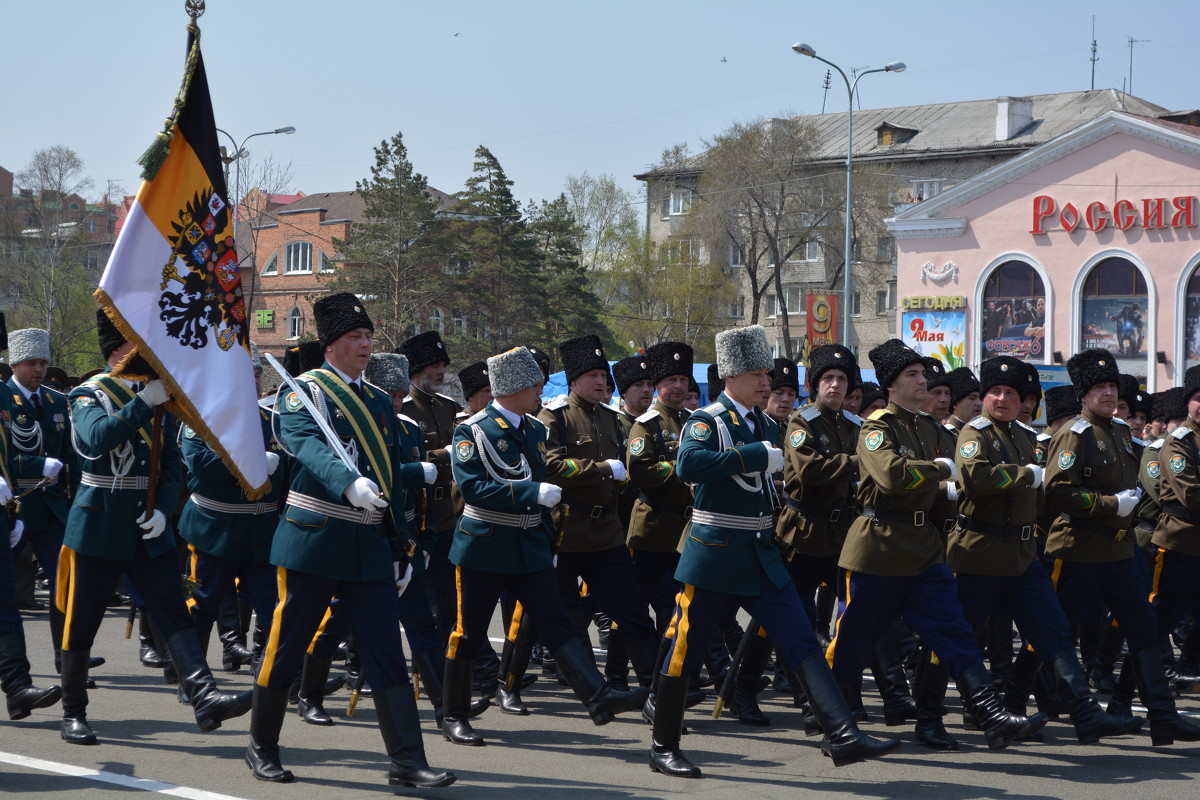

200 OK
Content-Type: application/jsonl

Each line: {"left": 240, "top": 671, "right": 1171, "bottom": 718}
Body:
{"left": 215, "top": 126, "right": 296, "bottom": 242}
{"left": 791, "top": 43, "right": 904, "bottom": 348}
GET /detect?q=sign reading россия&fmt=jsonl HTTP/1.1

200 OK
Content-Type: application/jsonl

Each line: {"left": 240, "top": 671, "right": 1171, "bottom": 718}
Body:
{"left": 1031, "top": 195, "right": 1197, "bottom": 235}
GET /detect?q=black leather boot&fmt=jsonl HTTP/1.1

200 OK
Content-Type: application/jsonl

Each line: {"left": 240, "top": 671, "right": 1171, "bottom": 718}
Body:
{"left": 796, "top": 655, "right": 901, "bottom": 767}
{"left": 297, "top": 654, "right": 336, "bottom": 726}
{"left": 245, "top": 684, "right": 293, "bottom": 782}
{"left": 627, "top": 636, "right": 661, "bottom": 689}
{"left": 837, "top": 679, "right": 868, "bottom": 722}
{"left": 648, "top": 674, "right": 701, "bottom": 778}
{"left": 166, "top": 630, "right": 252, "bottom": 732}
{"left": 1106, "top": 656, "right": 1136, "bottom": 717}
{"left": 376, "top": 684, "right": 456, "bottom": 788}
{"left": 730, "top": 633, "right": 772, "bottom": 727}
{"left": 441, "top": 658, "right": 484, "bottom": 745}
{"left": 137, "top": 612, "right": 166, "bottom": 667}
{"left": 956, "top": 662, "right": 1047, "bottom": 750}
{"left": 1132, "top": 647, "right": 1200, "bottom": 746}
{"left": 1088, "top": 620, "right": 1123, "bottom": 694}
{"left": 1051, "top": 648, "right": 1143, "bottom": 744}
{"left": 1, "top": 631, "right": 61, "bottom": 720}
{"left": 913, "top": 649, "right": 958, "bottom": 751}
{"left": 496, "top": 636, "right": 533, "bottom": 716}
{"left": 59, "top": 649, "right": 95, "bottom": 745}
{"left": 49, "top": 605, "right": 103, "bottom": 678}
{"left": 217, "top": 593, "right": 253, "bottom": 672}
{"left": 555, "top": 638, "right": 649, "bottom": 725}
{"left": 412, "top": 650, "right": 445, "bottom": 723}
{"left": 871, "top": 620, "right": 918, "bottom": 726}
{"left": 604, "top": 626, "right": 630, "bottom": 689}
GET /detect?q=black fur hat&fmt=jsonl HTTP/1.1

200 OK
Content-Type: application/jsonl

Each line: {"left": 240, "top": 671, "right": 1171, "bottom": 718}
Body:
{"left": 1184, "top": 365, "right": 1200, "bottom": 404}
{"left": 459, "top": 361, "right": 491, "bottom": 402}
{"left": 1118, "top": 374, "right": 1139, "bottom": 407}
{"left": 646, "top": 341, "right": 693, "bottom": 386}
{"left": 770, "top": 357, "right": 799, "bottom": 393}
{"left": 299, "top": 340, "right": 324, "bottom": 373}
{"left": 284, "top": 345, "right": 302, "bottom": 377}
{"left": 860, "top": 381, "right": 887, "bottom": 409}
{"left": 97, "top": 308, "right": 125, "bottom": 360}
{"left": 559, "top": 334, "right": 610, "bottom": 385}
{"left": 807, "top": 344, "right": 857, "bottom": 390}
{"left": 1149, "top": 390, "right": 1168, "bottom": 422}
{"left": 526, "top": 345, "right": 551, "bottom": 382}
{"left": 398, "top": 330, "right": 450, "bottom": 375}
{"left": 1021, "top": 361, "right": 1043, "bottom": 400}
{"left": 946, "top": 367, "right": 981, "bottom": 407}
{"left": 923, "top": 357, "right": 948, "bottom": 390}
{"left": 1044, "top": 384, "right": 1081, "bottom": 425}
{"left": 707, "top": 363, "right": 724, "bottom": 402}
{"left": 313, "top": 292, "right": 373, "bottom": 350}
{"left": 688, "top": 375, "right": 700, "bottom": 398}
{"left": 980, "top": 357, "right": 1029, "bottom": 397}
{"left": 869, "top": 340, "right": 926, "bottom": 390}
{"left": 1067, "top": 348, "right": 1120, "bottom": 400}
{"left": 613, "top": 355, "right": 650, "bottom": 396}
{"left": 1162, "top": 385, "right": 1190, "bottom": 422}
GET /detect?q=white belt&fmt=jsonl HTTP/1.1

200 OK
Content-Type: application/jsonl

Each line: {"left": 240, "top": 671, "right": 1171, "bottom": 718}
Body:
{"left": 190, "top": 493, "right": 279, "bottom": 516}
{"left": 15, "top": 478, "right": 46, "bottom": 490}
{"left": 81, "top": 473, "right": 148, "bottom": 491}
{"left": 462, "top": 504, "right": 542, "bottom": 529}
{"left": 690, "top": 509, "right": 774, "bottom": 531}
{"left": 286, "top": 491, "right": 384, "bottom": 525}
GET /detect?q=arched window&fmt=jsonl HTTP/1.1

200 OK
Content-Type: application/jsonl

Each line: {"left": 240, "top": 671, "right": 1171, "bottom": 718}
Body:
{"left": 288, "top": 307, "right": 302, "bottom": 340}
{"left": 1183, "top": 263, "right": 1200, "bottom": 371}
{"left": 980, "top": 261, "right": 1046, "bottom": 361}
{"left": 284, "top": 241, "right": 312, "bottom": 274}
{"left": 428, "top": 307, "right": 444, "bottom": 334}
{"left": 1080, "top": 257, "right": 1147, "bottom": 374}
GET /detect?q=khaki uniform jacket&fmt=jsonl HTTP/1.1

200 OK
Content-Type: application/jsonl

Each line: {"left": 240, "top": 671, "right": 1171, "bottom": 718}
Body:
{"left": 538, "top": 393, "right": 625, "bottom": 553}
{"left": 776, "top": 400, "right": 860, "bottom": 558}
{"left": 625, "top": 399, "right": 692, "bottom": 553}
{"left": 1135, "top": 438, "right": 1165, "bottom": 551}
{"left": 1044, "top": 409, "right": 1138, "bottom": 562}
{"left": 948, "top": 413, "right": 1041, "bottom": 576}
{"left": 1152, "top": 419, "right": 1200, "bottom": 556}
{"left": 403, "top": 387, "right": 463, "bottom": 534}
{"left": 839, "top": 403, "right": 954, "bottom": 577}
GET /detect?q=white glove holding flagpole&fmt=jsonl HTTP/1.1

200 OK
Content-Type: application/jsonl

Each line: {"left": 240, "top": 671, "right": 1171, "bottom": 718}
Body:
{"left": 139, "top": 380, "right": 170, "bottom": 408}
{"left": 264, "top": 452, "right": 280, "bottom": 475}
{"left": 137, "top": 509, "right": 167, "bottom": 540}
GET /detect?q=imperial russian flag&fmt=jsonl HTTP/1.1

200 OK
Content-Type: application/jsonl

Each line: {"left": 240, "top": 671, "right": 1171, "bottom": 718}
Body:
{"left": 94, "top": 21, "right": 268, "bottom": 497}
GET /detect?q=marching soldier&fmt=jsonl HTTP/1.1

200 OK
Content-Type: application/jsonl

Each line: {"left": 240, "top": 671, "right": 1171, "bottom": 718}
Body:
{"left": 922, "top": 358, "right": 951, "bottom": 424}
{"left": 706, "top": 364, "right": 723, "bottom": 404}
{"left": 1017, "top": 363, "right": 1042, "bottom": 427}
{"left": 649, "top": 325, "right": 899, "bottom": 779}
{"left": 944, "top": 367, "right": 982, "bottom": 435}
{"left": 246, "top": 293, "right": 453, "bottom": 788}
{"left": 441, "top": 346, "right": 649, "bottom": 746}
{"left": 613, "top": 356, "right": 654, "bottom": 425}
{"left": 58, "top": 310, "right": 250, "bottom": 746}
{"left": 1043, "top": 349, "right": 1200, "bottom": 747}
{"left": 765, "top": 357, "right": 799, "bottom": 426}
{"left": 457, "top": 361, "right": 493, "bottom": 417}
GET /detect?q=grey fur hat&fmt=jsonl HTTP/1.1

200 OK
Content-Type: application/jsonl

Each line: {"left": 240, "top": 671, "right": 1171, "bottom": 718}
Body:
{"left": 7, "top": 328, "right": 50, "bottom": 365}
{"left": 365, "top": 352, "right": 411, "bottom": 394}
{"left": 715, "top": 324, "right": 771, "bottom": 379}
{"left": 488, "top": 347, "right": 544, "bottom": 397}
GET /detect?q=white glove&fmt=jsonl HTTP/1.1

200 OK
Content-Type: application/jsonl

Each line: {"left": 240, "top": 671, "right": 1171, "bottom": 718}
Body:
{"left": 764, "top": 445, "right": 785, "bottom": 474}
{"left": 138, "top": 379, "right": 170, "bottom": 407}
{"left": 264, "top": 452, "right": 280, "bottom": 475}
{"left": 394, "top": 561, "right": 414, "bottom": 595}
{"left": 137, "top": 509, "right": 167, "bottom": 540}
{"left": 0, "top": 477, "right": 11, "bottom": 505}
{"left": 943, "top": 482, "right": 958, "bottom": 503}
{"left": 344, "top": 477, "right": 388, "bottom": 510}
{"left": 42, "top": 458, "right": 64, "bottom": 479}
{"left": 424, "top": 551, "right": 432, "bottom": 570}
{"left": 421, "top": 462, "right": 437, "bottom": 485}
{"left": 1025, "top": 464, "right": 1044, "bottom": 489}
{"left": 935, "top": 458, "right": 958, "bottom": 482}
{"left": 536, "top": 483, "right": 562, "bottom": 508}
{"left": 1115, "top": 489, "right": 1139, "bottom": 517}
{"left": 9, "top": 520, "right": 23, "bottom": 549}
{"left": 552, "top": 554, "right": 559, "bottom": 568}
{"left": 605, "top": 459, "right": 627, "bottom": 482}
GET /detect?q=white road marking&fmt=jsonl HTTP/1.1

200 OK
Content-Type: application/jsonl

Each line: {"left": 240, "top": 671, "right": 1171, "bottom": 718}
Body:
{"left": 0, "top": 751, "right": 251, "bottom": 800}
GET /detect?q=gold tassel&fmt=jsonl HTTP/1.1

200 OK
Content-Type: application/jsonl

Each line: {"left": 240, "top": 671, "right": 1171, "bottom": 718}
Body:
{"left": 137, "top": 22, "right": 202, "bottom": 182}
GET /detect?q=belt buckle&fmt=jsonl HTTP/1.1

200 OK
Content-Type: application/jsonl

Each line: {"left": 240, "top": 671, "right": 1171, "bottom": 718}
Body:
{"left": 828, "top": 508, "right": 841, "bottom": 522}
{"left": 1115, "top": 528, "right": 1127, "bottom": 542}
{"left": 433, "top": 486, "right": 446, "bottom": 500}
{"left": 590, "top": 505, "right": 604, "bottom": 519}
{"left": 913, "top": 511, "right": 926, "bottom": 527}
{"left": 1021, "top": 525, "right": 1033, "bottom": 541}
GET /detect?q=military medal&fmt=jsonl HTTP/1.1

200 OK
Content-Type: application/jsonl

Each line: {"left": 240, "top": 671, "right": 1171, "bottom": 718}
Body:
{"left": 1096, "top": 440, "right": 1106, "bottom": 453}
{"left": 498, "top": 439, "right": 509, "bottom": 452}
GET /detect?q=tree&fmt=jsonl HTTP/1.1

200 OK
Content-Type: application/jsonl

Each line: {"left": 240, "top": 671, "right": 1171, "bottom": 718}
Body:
{"left": 231, "top": 153, "right": 296, "bottom": 316}
{"left": 563, "top": 172, "right": 640, "bottom": 275}
{"left": 329, "top": 132, "right": 451, "bottom": 352}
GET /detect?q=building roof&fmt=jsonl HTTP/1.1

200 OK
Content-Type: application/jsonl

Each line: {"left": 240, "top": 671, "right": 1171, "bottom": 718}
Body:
{"left": 270, "top": 186, "right": 454, "bottom": 224}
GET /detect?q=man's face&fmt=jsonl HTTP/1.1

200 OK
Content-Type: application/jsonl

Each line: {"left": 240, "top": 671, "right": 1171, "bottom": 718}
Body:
{"left": 890, "top": 364, "right": 928, "bottom": 410}
{"left": 571, "top": 369, "right": 611, "bottom": 405}
{"left": 1127, "top": 411, "right": 1147, "bottom": 438}
{"left": 1115, "top": 399, "right": 1131, "bottom": 422}
{"left": 467, "top": 386, "right": 494, "bottom": 413}
{"left": 952, "top": 391, "right": 981, "bottom": 422}
{"left": 1019, "top": 395, "right": 1038, "bottom": 424}
{"left": 501, "top": 382, "right": 544, "bottom": 416}
{"left": 984, "top": 385, "right": 1020, "bottom": 423}
{"left": 414, "top": 363, "right": 447, "bottom": 394}
{"left": 656, "top": 375, "right": 688, "bottom": 410}
{"left": 388, "top": 389, "right": 407, "bottom": 414}
{"left": 922, "top": 385, "right": 950, "bottom": 421}
{"left": 725, "top": 368, "right": 771, "bottom": 410}
{"left": 843, "top": 386, "right": 862, "bottom": 414}
{"left": 817, "top": 369, "right": 849, "bottom": 410}
{"left": 1146, "top": 418, "right": 1166, "bottom": 439}
{"left": 623, "top": 378, "right": 654, "bottom": 416}
{"left": 325, "top": 328, "right": 373, "bottom": 377}
{"left": 1036, "top": 298, "right": 1045, "bottom": 316}
{"left": 12, "top": 359, "right": 47, "bottom": 391}
{"left": 766, "top": 387, "right": 797, "bottom": 422}
{"left": 1082, "top": 382, "right": 1118, "bottom": 417}
{"left": 1188, "top": 393, "right": 1200, "bottom": 424}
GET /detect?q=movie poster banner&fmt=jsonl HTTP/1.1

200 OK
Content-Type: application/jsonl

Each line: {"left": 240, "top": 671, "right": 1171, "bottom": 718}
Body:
{"left": 902, "top": 309, "right": 967, "bottom": 369}
{"left": 805, "top": 290, "right": 837, "bottom": 350}
{"left": 980, "top": 295, "right": 1046, "bottom": 361}
{"left": 1079, "top": 295, "right": 1148, "bottom": 372}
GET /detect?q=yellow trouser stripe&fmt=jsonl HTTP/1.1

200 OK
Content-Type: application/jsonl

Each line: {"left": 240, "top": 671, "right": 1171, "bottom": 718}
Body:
{"left": 185, "top": 545, "right": 200, "bottom": 612}
{"left": 257, "top": 567, "right": 290, "bottom": 687}
{"left": 664, "top": 593, "right": 682, "bottom": 640}
{"left": 446, "top": 566, "right": 466, "bottom": 660}
{"left": 826, "top": 570, "right": 853, "bottom": 668}
{"left": 507, "top": 602, "right": 525, "bottom": 643}
{"left": 307, "top": 605, "right": 334, "bottom": 655}
{"left": 666, "top": 584, "right": 695, "bottom": 677}
{"left": 1049, "top": 558, "right": 1064, "bottom": 590}
{"left": 57, "top": 546, "right": 75, "bottom": 650}
{"left": 1149, "top": 548, "right": 1166, "bottom": 604}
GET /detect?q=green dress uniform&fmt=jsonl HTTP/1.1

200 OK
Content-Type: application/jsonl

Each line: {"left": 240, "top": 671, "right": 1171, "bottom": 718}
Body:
{"left": 1147, "top": 419, "right": 1200, "bottom": 664}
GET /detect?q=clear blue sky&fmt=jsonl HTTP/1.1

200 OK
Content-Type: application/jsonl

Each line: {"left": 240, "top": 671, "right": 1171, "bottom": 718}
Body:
{"left": 3, "top": 0, "right": 1195, "bottom": 213}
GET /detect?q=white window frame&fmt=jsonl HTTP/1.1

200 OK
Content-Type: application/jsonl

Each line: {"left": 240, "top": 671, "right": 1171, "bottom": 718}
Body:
{"left": 669, "top": 189, "right": 693, "bottom": 216}
{"left": 911, "top": 179, "right": 946, "bottom": 202}
{"left": 728, "top": 295, "right": 745, "bottom": 319}
{"left": 261, "top": 254, "right": 278, "bottom": 275}
{"left": 429, "top": 307, "right": 444, "bottom": 334}
{"left": 287, "top": 307, "right": 302, "bottom": 340}
{"left": 451, "top": 308, "right": 467, "bottom": 336}
{"left": 876, "top": 281, "right": 897, "bottom": 315}
{"left": 318, "top": 251, "right": 335, "bottom": 273}
{"left": 848, "top": 292, "right": 861, "bottom": 317}
{"left": 284, "top": 241, "right": 312, "bottom": 274}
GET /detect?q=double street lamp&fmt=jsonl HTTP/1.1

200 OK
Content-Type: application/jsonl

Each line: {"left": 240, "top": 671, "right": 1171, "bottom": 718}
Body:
{"left": 792, "top": 43, "right": 905, "bottom": 347}
{"left": 215, "top": 125, "right": 296, "bottom": 241}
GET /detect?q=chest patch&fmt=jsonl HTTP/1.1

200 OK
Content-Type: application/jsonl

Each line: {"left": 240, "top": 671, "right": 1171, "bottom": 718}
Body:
{"left": 789, "top": 429, "right": 806, "bottom": 449}
{"left": 1170, "top": 454, "right": 1186, "bottom": 474}
{"left": 1146, "top": 460, "right": 1161, "bottom": 479}
{"left": 864, "top": 430, "right": 885, "bottom": 451}
{"left": 455, "top": 441, "right": 475, "bottom": 462}
{"left": 960, "top": 441, "right": 979, "bottom": 459}
{"left": 688, "top": 421, "right": 711, "bottom": 441}
{"left": 629, "top": 437, "right": 646, "bottom": 456}
{"left": 1058, "top": 450, "right": 1077, "bottom": 470}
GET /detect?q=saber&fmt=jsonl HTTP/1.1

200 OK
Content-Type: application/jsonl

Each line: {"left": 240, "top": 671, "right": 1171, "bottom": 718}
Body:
{"left": 712, "top": 618, "right": 759, "bottom": 719}
{"left": 263, "top": 353, "right": 359, "bottom": 475}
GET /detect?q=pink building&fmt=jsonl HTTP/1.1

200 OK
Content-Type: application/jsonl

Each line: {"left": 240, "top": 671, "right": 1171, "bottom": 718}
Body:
{"left": 888, "top": 111, "right": 1200, "bottom": 390}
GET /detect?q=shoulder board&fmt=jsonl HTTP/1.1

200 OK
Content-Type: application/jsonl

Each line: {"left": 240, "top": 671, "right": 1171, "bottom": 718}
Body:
{"left": 841, "top": 409, "right": 862, "bottom": 426}
{"left": 1150, "top": 438, "right": 1165, "bottom": 450}
{"left": 868, "top": 408, "right": 892, "bottom": 421}
{"left": 401, "top": 395, "right": 415, "bottom": 404}
{"left": 1015, "top": 420, "right": 1037, "bottom": 434}
{"left": 1069, "top": 418, "right": 1091, "bottom": 434}
{"left": 41, "top": 387, "right": 67, "bottom": 403}
{"left": 1133, "top": 436, "right": 1146, "bottom": 447}
{"left": 596, "top": 403, "right": 618, "bottom": 415}
{"left": 1112, "top": 416, "right": 1130, "bottom": 428}
{"left": 944, "top": 423, "right": 959, "bottom": 433}
{"left": 800, "top": 406, "right": 821, "bottom": 422}
{"left": 524, "top": 414, "right": 545, "bottom": 430}
{"left": 398, "top": 413, "right": 420, "bottom": 427}
{"left": 1037, "top": 432, "right": 1052, "bottom": 442}
{"left": 464, "top": 410, "right": 488, "bottom": 425}
{"left": 635, "top": 408, "right": 661, "bottom": 424}
{"left": 917, "top": 410, "right": 932, "bottom": 418}
{"left": 544, "top": 398, "right": 568, "bottom": 411}
{"left": 1172, "top": 426, "right": 1194, "bottom": 439}
{"left": 701, "top": 401, "right": 724, "bottom": 414}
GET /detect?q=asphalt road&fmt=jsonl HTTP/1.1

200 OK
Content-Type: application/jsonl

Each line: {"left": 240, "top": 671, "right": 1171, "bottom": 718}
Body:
{"left": 5, "top": 601, "right": 1200, "bottom": 800}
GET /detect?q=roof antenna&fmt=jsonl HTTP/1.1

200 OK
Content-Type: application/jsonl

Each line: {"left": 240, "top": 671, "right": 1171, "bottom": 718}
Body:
{"left": 1127, "top": 35, "right": 1149, "bottom": 96}
{"left": 1089, "top": 15, "right": 1098, "bottom": 91}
